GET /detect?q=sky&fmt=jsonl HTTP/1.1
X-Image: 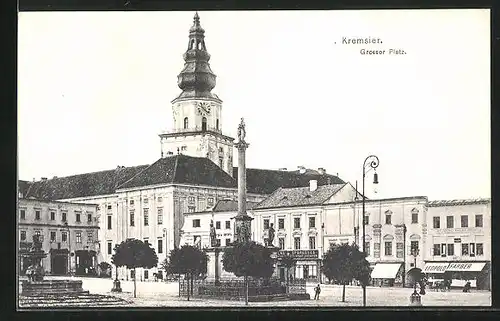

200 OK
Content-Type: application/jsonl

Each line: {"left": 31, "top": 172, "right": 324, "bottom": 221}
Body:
{"left": 18, "top": 9, "right": 490, "bottom": 201}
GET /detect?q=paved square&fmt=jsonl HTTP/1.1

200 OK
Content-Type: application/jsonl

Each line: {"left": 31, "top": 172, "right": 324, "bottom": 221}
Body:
{"left": 33, "top": 276, "right": 491, "bottom": 307}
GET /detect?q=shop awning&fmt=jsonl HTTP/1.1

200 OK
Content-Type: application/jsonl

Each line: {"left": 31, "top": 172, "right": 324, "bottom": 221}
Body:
{"left": 446, "top": 262, "right": 486, "bottom": 272}
{"left": 423, "top": 262, "right": 449, "bottom": 274}
{"left": 371, "top": 263, "right": 402, "bottom": 279}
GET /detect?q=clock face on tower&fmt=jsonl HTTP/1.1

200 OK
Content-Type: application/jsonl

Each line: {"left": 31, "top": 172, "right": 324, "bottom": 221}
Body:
{"left": 196, "top": 102, "right": 212, "bottom": 116}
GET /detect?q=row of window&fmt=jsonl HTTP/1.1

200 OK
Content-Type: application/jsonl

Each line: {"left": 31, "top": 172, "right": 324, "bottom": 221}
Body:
{"left": 362, "top": 210, "right": 420, "bottom": 226}
{"left": 19, "top": 209, "right": 93, "bottom": 224}
{"left": 432, "top": 242, "right": 484, "bottom": 257}
{"left": 277, "top": 236, "right": 316, "bottom": 250}
{"left": 182, "top": 117, "right": 220, "bottom": 131}
{"left": 353, "top": 240, "right": 420, "bottom": 258}
{"left": 192, "top": 219, "right": 231, "bottom": 229}
{"left": 102, "top": 197, "right": 164, "bottom": 210}
{"left": 264, "top": 217, "right": 317, "bottom": 230}
{"left": 106, "top": 239, "right": 164, "bottom": 255}
{"left": 432, "top": 215, "right": 483, "bottom": 229}
{"left": 20, "top": 230, "right": 93, "bottom": 244}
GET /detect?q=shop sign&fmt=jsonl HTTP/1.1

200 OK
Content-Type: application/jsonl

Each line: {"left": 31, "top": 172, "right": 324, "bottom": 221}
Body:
{"left": 435, "top": 227, "right": 481, "bottom": 235}
{"left": 447, "top": 263, "right": 473, "bottom": 271}
{"left": 424, "top": 264, "right": 448, "bottom": 273}
{"left": 454, "top": 238, "right": 461, "bottom": 243}
{"left": 277, "top": 250, "right": 319, "bottom": 260}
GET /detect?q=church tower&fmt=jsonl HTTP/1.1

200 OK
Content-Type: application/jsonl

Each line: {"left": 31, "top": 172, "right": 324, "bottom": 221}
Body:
{"left": 159, "top": 12, "right": 235, "bottom": 176}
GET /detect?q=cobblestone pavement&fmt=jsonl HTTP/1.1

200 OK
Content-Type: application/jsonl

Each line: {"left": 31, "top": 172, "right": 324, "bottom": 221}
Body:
{"left": 42, "top": 276, "right": 491, "bottom": 307}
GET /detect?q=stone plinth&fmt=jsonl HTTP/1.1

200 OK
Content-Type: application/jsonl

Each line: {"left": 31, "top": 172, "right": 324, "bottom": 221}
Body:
{"left": 21, "top": 280, "right": 87, "bottom": 296}
{"left": 205, "top": 248, "right": 221, "bottom": 282}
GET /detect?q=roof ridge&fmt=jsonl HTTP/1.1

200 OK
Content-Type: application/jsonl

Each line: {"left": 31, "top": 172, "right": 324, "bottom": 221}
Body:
{"left": 26, "top": 163, "right": 150, "bottom": 182}
{"left": 172, "top": 155, "right": 180, "bottom": 184}
{"left": 116, "top": 159, "right": 164, "bottom": 190}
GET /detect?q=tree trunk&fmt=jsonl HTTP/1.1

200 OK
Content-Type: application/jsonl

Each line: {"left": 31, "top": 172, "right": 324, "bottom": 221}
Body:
{"left": 187, "top": 274, "right": 190, "bottom": 301}
{"left": 286, "top": 268, "right": 289, "bottom": 294}
{"left": 245, "top": 274, "right": 249, "bottom": 306}
{"left": 133, "top": 268, "right": 137, "bottom": 298}
{"left": 191, "top": 275, "right": 194, "bottom": 296}
{"left": 342, "top": 282, "right": 346, "bottom": 302}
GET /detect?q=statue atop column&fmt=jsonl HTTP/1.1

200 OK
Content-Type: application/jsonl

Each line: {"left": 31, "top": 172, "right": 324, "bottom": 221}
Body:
{"left": 233, "top": 117, "right": 253, "bottom": 244}
{"left": 237, "top": 118, "right": 246, "bottom": 142}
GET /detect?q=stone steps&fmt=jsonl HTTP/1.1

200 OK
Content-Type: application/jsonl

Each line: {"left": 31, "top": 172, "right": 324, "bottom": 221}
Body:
{"left": 19, "top": 293, "right": 130, "bottom": 308}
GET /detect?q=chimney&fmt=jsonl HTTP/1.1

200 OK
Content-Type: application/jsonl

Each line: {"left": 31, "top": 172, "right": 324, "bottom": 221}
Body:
{"left": 278, "top": 168, "right": 288, "bottom": 171}
{"left": 309, "top": 180, "right": 318, "bottom": 192}
{"left": 41, "top": 177, "right": 47, "bottom": 181}
{"left": 32, "top": 178, "right": 35, "bottom": 182}
{"left": 317, "top": 168, "right": 326, "bottom": 175}
{"left": 298, "top": 166, "right": 306, "bottom": 174}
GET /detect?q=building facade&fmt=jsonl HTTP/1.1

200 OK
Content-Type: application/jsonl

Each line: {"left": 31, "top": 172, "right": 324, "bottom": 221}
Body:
{"left": 159, "top": 13, "right": 235, "bottom": 176}
{"left": 17, "top": 198, "right": 99, "bottom": 276}
{"left": 180, "top": 180, "right": 432, "bottom": 286}
{"left": 423, "top": 199, "right": 491, "bottom": 290}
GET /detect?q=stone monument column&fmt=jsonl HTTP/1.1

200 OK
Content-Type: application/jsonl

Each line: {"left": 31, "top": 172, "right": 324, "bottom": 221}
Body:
{"left": 234, "top": 118, "right": 253, "bottom": 244}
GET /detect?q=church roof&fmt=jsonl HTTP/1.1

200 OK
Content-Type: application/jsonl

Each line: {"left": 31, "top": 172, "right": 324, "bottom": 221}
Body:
{"left": 254, "top": 183, "right": 347, "bottom": 210}
{"left": 117, "top": 154, "right": 235, "bottom": 190}
{"left": 20, "top": 155, "right": 345, "bottom": 201}
{"left": 236, "top": 167, "right": 344, "bottom": 195}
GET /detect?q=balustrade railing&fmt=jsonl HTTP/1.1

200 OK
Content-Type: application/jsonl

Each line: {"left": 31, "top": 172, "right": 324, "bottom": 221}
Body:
{"left": 160, "top": 126, "right": 222, "bottom": 135}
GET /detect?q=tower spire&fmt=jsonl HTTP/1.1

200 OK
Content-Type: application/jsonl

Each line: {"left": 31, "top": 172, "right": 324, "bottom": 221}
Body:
{"left": 173, "top": 12, "right": 220, "bottom": 103}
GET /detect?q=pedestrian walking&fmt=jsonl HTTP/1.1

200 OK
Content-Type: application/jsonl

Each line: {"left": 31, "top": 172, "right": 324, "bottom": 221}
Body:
{"left": 314, "top": 283, "right": 321, "bottom": 300}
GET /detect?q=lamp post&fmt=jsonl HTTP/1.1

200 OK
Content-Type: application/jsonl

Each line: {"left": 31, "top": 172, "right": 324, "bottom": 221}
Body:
{"left": 362, "top": 155, "right": 379, "bottom": 307}
{"left": 63, "top": 222, "right": 71, "bottom": 276}
{"left": 397, "top": 224, "right": 407, "bottom": 288}
{"left": 411, "top": 247, "right": 420, "bottom": 292}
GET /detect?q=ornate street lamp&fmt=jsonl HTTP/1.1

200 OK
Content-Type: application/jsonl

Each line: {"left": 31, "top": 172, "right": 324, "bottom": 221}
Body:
{"left": 362, "top": 155, "right": 379, "bottom": 307}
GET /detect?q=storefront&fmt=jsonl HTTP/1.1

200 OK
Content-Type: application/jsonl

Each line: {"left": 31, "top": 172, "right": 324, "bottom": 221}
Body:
{"left": 422, "top": 262, "right": 449, "bottom": 286}
{"left": 277, "top": 249, "right": 320, "bottom": 283}
{"left": 50, "top": 248, "right": 69, "bottom": 275}
{"left": 370, "top": 262, "right": 402, "bottom": 287}
{"left": 423, "top": 261, "right": 491, "bottom": 290}
{"left": 75, "top": 250, "right": 98, "bottom": 276}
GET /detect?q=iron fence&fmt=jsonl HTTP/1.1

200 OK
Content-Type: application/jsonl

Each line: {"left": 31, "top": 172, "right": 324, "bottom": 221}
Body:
{"left": 178, "top": 277, "right": 307, "bottom": 299}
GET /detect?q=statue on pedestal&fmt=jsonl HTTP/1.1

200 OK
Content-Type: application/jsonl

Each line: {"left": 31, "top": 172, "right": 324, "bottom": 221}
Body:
{"left": 267, "top": 223, "right": 275, "bottom": 247}
{"left": 25, "top": 235, "right": 46, "bottom": 282}
{"left": 237, "top": 118, "right": 246, "bottom": 142}
{"left": 210, "top": 220, "right": 217, "bottom": 247}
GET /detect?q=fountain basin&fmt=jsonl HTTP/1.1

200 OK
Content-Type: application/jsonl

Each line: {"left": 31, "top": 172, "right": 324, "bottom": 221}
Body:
{"left": 21, "top": 280, "right": 86, "bottom": 296}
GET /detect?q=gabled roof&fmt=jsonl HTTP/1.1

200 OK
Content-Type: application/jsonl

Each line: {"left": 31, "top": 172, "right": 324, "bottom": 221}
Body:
{"left": 212, "top": 199, "right": 259, "bottom": 212}
{"left": 22, "top": 165, "right": 149, "bottom": 200}
{"left": 234, "top": 167, "right": 344, "bottom": 195}
{"left": 427, "top": 198, "right": 491, "bottom": 207}
{"left": 117, "top": 155, "right": 236, "bottom": 190}
{"left": 19, "top": 155, "right": 346, "bottom": 201}
{"left": 254, "top": 183, "right": 346, "bottom": 209}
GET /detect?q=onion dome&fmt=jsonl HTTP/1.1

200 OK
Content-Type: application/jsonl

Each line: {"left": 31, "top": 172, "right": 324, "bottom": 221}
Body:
{"left": 173, "top": 12, "right": 220, "bottom": 103}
